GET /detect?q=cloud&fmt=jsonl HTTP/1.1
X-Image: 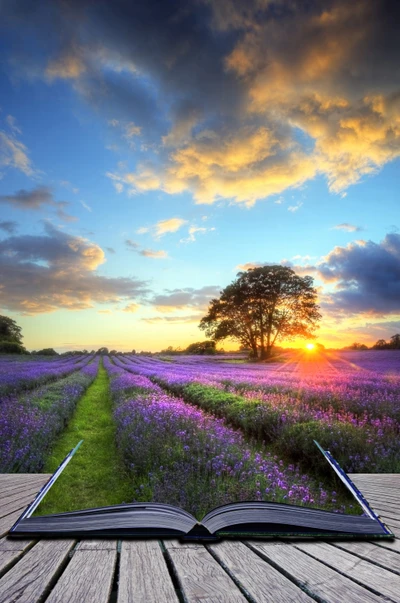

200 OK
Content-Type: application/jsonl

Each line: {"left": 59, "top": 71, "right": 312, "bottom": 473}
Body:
{"left": 98, "top": 309, "right": 112, "bottom": 314}
{"left": 135, "top": 217, "right": 188, "bottom": 238}
{"left": 3, "top": 0, "right": 400, "bottom": 204}
{"left": 333, "top": 223, "right": 363, "bottom": 232}
{"left": 180, "top": 225, "right": 215, "bottom": 243}
{"left": 124, "top": 122, "right": 141, "bottom": 138}
{"left": 0, "top": 185, "right": 77, "bottom": 222}
{"left": 149, "top": 285, "right": 221, "bottom": 311}
{"left": 125, "top": 238, "right": 168, "bottom": 259}
{"left": 142, "top": 314, "right": 202, "bottom": 324}
{"left": 0, "top": 220, "right": 18, "bottom": 234}
{"left": 287, "top": 202, "right": 303, "bottom": 212}
{"left": 79, "top": 200, "right": 92, "bottom": 212}
{"left": 154, "top": 217, "right": 187, "bottom": 237}
{"left": 0, "top": 223, "right": 149, "bottom": 314}
{"left": 45, "top": 45, "right": 87, "bottom": 80}
{"left": 315, "top": 233, "right": 400, "bottom": 317}
{"left": 60, "top": 180, "right": 79, "bottom": 194}
{"left": 122, "top": 302, "right": 139, "bottom": 312}
{"left": 0, "top": 130, "right": 35, "bottom": 177}
{"left": 106, "top": 246, "right": 115, "bottom": 254}
{"left": 126, "top": 239, "right": 140, "bottom": 250}
{"left": 139, "top": 249, "right": 168, "bottom": 259}
{"left": 5, "top": 115, "right": 22, "bottom": 135}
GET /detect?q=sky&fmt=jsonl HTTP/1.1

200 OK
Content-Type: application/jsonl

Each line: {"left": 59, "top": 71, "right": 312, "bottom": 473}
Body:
{"left": 0, "top": 0, "right": 399, "bottom": 353}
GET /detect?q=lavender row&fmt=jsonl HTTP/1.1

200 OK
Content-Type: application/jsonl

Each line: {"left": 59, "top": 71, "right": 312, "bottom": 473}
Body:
{"left": 0, "top": 354, "right": 94, "bottom": 396}
{"left": 104, "top": 356, "right": 351, "bottom": 517}
{"left": 0, "top": 357, "right": 100, "bottom": 472}
{"left": 116, "top": 354, "right": 400, "bottom": 473}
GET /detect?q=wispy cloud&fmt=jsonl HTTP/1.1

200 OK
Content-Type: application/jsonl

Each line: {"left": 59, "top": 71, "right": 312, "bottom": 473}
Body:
{"left": 0, "top": 185, "right": 77, "bottom": 222}
{"left": 136, "top": 217, "right": 188, "bottom": 238}
{"left": 0, "top": 130, "right": 36, "bottom": 177}
{"left": 287, "top": 202, "right": 303, "bottom": 213}
{"left": 126, "top": 238, "right": 167, "bottom": 259}
{"left": 139, "top": 248, "right": 168, "bottom": 259}
{"left": 79, "top": 200, "right": 92, "bottom": 212}
{"left": 122, "top": 302, "right": 139, "bottom": 312}
{"left": 333, "top": 223, "right": 363, "bottom": 232}
{"left": 180, "top": 225, "right": 216, "bottom": 243}
{"left": 0, "top": 220, "right": 18, "bottom": 234}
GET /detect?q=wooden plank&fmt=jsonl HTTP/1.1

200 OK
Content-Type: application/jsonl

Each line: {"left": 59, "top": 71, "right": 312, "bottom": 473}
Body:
{"left": 377, "top": 515, "right": 400, "bottom": 529}
{"left": 0, "top": 540, "right": 75, "bottom": 603}
{"left": 295, "top": 541, "right": 400, "bottom": 601}
{"left": 374, "top": 537, "right": 400, "bottom": 554}
{"left": 45, "top": 543, "right": 117, "bottom": 603}
{"left": 331, "top": 541, "right": 400, "bottom": 573}
{"left": 247, "top": 541, "right": 385, "bottom": 603}
{"left": 0, "top": 480, "right": 49, "bottom": 497}
{"left": 164, "top": 540, "right": 248, "bottom": 602}
{"left": 208, "top": 540, "right": 313, "bottom": 602}
{"left": 0, "top": 475, "right": 51, "bottom": 487}
{"left": 118, "top": 540, "right": 179, "bottom": 603}
{"left": 354, "top": 489, "right": 400, "bottom": 502}
{"left": 0, "top": 537, "right": 34, "bottom": 576}
{"left": 0, "top": 484, "right": 48, "bottom": 503}
{"left": 0, "top": 508, "right": 28, "bottom": 538}
{"left": 0, "top": 492, "right": 41, "bottom": 518}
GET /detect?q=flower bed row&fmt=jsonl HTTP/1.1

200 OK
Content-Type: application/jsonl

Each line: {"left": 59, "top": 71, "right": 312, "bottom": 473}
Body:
{"left": 0, "top": 354, "right": 94, "bottom": 396}
{"left": 115, "top": 355, "right": 400, "bottom": 473}
{"left": 104, "top": 356, "right": 353, "bottom": 518}
{"left": 0, "top": 357, "right": 100, "bottom": 472}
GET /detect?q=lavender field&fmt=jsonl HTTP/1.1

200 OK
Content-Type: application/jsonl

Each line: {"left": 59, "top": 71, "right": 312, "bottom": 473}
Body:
{"left": 1, "top": 349, "right": 399, "bottom": 517}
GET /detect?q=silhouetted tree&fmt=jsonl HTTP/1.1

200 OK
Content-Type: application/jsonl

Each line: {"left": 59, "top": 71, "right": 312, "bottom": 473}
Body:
{"left": 185, "top": 341, "right": 216, "bottom": 355}
{"left": 200, "top": 266, "right": 321, "bottom": 359}
{"left": 390, "top": 334, "right": 400, "bottom": 349}
{"left": 373, "top": 339, "right": 388, "bottom": 349}
{"left": 0, "top": 315, "right": 23, "bottom": 344}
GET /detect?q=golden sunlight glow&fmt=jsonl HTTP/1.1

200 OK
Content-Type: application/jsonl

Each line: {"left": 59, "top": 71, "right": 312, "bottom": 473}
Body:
{"left": 305, "top": 343, "right": 315, "bottom": 351}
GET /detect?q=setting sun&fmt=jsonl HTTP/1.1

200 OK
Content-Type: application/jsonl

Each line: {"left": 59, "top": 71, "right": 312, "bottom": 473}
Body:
{"left": 305, "top": 343, "right": 315, "bottom": 351}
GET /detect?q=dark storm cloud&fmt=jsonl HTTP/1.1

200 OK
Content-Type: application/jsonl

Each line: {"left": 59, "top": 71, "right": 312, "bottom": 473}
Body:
{"left": 0, "top": 185, "right": 77, "bottom": 222}
{"left": 0, "top": 220, "right": 17, "bottom": 234}
{"left": 0, "top": 223, "right": 150, "bottom": 314}
{"left": 317, "top": 233, "right": 400, "bottom": 316}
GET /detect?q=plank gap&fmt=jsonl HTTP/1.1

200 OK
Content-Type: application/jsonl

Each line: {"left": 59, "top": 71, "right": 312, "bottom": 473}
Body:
{"left": 159, "top": 540, "right": 189, "bottom": 603}
{"left": 205, "top": 543, "right": 259, "bottom": 603}
{"left": 292, "top": 542, "right": 400, "bottom": 602}
{"left": 243, "top": 541, "right": 324, "bottom": 602}
{"left": 108, "top": 540, "right": 120, "bottom": 603}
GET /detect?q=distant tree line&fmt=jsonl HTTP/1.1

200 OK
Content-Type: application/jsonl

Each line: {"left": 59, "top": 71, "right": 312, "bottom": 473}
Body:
{"left": 343, "top": 335, "right": 400, "bottom": 350}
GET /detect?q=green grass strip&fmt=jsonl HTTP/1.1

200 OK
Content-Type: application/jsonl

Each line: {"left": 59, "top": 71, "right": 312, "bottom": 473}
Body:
{"left": 36, "top": 358, "right": 135, "bottom": 515}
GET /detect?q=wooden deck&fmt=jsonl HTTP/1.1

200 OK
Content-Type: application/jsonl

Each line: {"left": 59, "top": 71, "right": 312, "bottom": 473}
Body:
{"left": 0, "top": 474, "right": 399, "bottom": 602}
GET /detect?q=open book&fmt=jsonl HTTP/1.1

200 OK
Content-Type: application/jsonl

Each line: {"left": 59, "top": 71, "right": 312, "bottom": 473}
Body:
{"left": 9, "top": 441, "right": 394, "bottom": 540}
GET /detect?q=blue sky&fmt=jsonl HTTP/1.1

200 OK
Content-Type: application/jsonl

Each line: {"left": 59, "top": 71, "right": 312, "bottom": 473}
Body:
{"left": 0, "top": 0, "right": 399, "bottom": 352}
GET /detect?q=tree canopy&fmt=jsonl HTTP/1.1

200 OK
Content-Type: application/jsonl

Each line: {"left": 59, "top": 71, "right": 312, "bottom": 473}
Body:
{"left": 185, "top": 340, "right": 216, "bottom": 355}
{"left": 199, "top": 265, "right": 321, "bottom": 359}
{"left": 0, "top": 315, "right": 23, "bottom": 344}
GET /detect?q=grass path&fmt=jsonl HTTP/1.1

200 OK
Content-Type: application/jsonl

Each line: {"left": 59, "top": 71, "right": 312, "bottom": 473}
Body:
{"left": 36, "top": 358, "right": 135, "bottom": 515}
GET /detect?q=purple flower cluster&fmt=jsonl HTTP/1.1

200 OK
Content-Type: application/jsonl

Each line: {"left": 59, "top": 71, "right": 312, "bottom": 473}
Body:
{"left": 0, "top": 356, "right": 99, "bottom": 472}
